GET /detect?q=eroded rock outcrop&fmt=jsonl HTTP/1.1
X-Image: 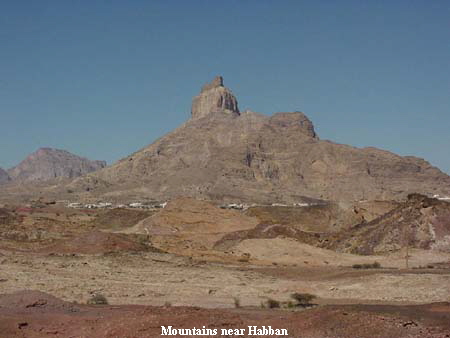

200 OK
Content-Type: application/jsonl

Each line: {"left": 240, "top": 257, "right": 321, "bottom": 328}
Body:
{"left": 323, "top": 194, "right": 450, "bottom": 254}
{"left": 191, "top": 76, "right": 239, "bottom": 119}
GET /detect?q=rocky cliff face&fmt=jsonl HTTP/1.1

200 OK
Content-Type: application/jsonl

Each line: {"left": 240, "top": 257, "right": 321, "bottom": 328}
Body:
{"left": 8, "top": 148, "right": 106, "bottom": 182}
{"left": 68, "top": 77, "right": 450, "bottom": 203}
{"left": 324, "top": 194, "right": 450, "bottom": 254}
{"left": 191, "top": 76, "right": 239, "bottom": 119}
{"left": 0, "top": 168, "right": 10, "bottom": 184}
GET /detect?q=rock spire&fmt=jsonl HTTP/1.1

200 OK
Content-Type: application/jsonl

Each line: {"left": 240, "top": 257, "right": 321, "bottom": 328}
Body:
{"left": 191, "top": 76, "right": 239, "bottom": 119}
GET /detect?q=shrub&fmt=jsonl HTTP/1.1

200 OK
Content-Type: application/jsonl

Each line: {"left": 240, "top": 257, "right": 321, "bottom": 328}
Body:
{"left": 290, "top": 293, "right": 317, "bottom": 307}
{"left": 352, "top": 262, "right": 381, "bottom": 269}
{"left": 266, "top": 298, "right": 280, "bottom": 309}
{"left": 87, "top": 293, "right": 108, "bottom": 305}
{"left": 233, "top": 297, "right": 241, "bottom": 308}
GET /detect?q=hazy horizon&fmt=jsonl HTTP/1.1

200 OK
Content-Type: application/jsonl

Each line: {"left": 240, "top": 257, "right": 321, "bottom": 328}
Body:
{"left": 1, "top": 1, "right": 449, "bottom": 174}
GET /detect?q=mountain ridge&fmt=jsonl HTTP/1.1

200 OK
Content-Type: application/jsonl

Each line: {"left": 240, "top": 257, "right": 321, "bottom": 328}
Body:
{"left": 64, "top": 76, "right": 450, "bottom": 203}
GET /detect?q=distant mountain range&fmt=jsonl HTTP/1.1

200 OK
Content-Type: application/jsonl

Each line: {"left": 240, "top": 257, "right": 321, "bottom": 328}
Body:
{"left": 2, "top": 77, "right": 449, "bottom": 203}
{"left": 1, "top": 148, "right": 106, "bottom": 183}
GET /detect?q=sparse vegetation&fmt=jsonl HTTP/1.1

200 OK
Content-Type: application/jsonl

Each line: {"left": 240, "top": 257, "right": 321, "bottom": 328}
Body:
{"left": 372, "top": 261, "right": 381, "bottom": 268}
{"left": 290, "top": 293, "right": 317, "bottom": 307}
{"left": 87, "top": 293, "right": 108, "bottom": 305}
{"left": 266, "top": 298, "right": 280, "bottom": 309}
{"left": 352, "top": 261, "right": 381, "bottom": 269}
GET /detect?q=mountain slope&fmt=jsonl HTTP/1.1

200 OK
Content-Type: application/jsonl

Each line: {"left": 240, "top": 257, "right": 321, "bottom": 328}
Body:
{"left": 0, "top": 168, "right": 10, "bottom": 184}
{"left": 8, "top": 148, "right": 106, "bottom": 182}
{"left": 68, "top": 77, "right": 450, "bottom": 203}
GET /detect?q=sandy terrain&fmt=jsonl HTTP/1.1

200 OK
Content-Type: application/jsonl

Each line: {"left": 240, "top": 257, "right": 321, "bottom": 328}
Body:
{"left": 1, "top": 247, "right": 450, "bottom": 308}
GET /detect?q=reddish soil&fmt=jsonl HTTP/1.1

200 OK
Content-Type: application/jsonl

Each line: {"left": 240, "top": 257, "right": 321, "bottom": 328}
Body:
{"left": 38, "top": 231, "right": 148, "bottom": 255}
{"left": 1, "top": 291, "right": 449, "bottom": 338}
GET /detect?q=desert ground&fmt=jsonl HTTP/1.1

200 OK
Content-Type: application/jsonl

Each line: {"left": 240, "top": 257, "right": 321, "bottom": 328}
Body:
{"left": 0, "top": 198, "right": 450, "bottom": 337}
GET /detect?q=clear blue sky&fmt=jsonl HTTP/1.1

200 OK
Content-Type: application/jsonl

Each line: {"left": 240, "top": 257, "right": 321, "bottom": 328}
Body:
{"left": 1, "top": 1, "right": 449, "bottom": 173}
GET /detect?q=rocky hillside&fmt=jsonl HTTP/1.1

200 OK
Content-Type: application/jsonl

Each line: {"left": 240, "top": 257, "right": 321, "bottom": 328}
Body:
{"left": 8, "top": 148, "right": 106, "bottom": 182}
{"left": 323, "top": 194, "right": 450, "bottom": 254}
{"left": 0, "top": 168, "right": 10, "bottom": 184}
{"left": 68, "top": 77, "right": 450, "bottom": 203}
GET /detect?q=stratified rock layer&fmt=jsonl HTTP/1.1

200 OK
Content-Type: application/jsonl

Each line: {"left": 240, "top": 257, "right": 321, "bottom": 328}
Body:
{"left": 8, "top": 148, "right": 106, "bottom": 181}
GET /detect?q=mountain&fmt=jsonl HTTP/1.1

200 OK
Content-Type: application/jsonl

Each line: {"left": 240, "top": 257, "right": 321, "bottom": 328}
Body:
{"left": 68, "top": 76, "right": 450, "bottom": 203}
{"left": 8, "top": 148, "right": 106, "bottom": 182}
{"left": 0, "top": 168, "right": 10, "bottom": 184}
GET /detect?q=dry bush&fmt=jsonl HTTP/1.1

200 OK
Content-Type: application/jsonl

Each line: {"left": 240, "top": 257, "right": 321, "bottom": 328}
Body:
{"left": 290, "top": 293, "right": 317, "bottom": 307}
{"left": 87, "top": 293, "right": 108, "bottom": 305}
{"left": 266, "top": 298, "right": 280, "bottom": 309}
{"left": 352, "top": 261, "right": 381, "bottom": 269}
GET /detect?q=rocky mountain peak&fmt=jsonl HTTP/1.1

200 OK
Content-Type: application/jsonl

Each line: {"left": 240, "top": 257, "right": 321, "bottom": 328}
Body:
{"left": 191, "top": 76, "right": 239, "bottom": 120}
{"left": 201, "top": 75, "right": 224, "bottom": 91}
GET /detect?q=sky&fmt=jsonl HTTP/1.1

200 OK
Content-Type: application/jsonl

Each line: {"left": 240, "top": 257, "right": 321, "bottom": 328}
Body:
{"left": 1, "top": 1, "right": 449, "bottom": 173}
